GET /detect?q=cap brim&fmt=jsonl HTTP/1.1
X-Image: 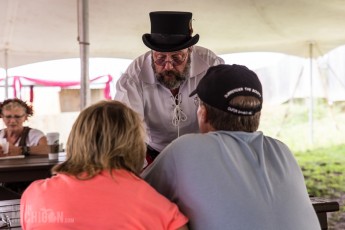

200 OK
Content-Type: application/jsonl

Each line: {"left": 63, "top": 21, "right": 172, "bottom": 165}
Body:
{"left": 189, "top": 89, "right": 197, "bottom": 97}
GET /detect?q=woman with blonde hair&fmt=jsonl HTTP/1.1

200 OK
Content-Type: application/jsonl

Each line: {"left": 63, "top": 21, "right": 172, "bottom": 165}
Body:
{"left": 20, "top": 100, "right": 188, "bottom": 230}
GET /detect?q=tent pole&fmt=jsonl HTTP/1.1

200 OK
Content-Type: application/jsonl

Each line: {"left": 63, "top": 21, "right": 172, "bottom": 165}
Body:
{"left": 275, "top": 65, "right": 305, "bottom": 137}
{"left": 308, "top": 43, "right": 314, "bottom": 145}
{"left": 4, "top": 49, "right": 9, "bottom": 99}
{"left": 78, "top": 0, "right": 90, "bottom": 110}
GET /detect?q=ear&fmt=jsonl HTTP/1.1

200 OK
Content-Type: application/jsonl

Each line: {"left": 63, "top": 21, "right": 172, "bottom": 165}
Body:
{"left": 199, "top": 104, "right": 208, "bottom": 123}
{"left": 198, "top": 104, "right": 214, "bottom": 133}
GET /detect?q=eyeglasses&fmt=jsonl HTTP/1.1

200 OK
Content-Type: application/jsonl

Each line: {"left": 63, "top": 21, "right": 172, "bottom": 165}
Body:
{"left": 2, "top": 114, "right": 26, "bottom": 120}
{"left": 154, "top": 53, "right": 187, "bottom": 67}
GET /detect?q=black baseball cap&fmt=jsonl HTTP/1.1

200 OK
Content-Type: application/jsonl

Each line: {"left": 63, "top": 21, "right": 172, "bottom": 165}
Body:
{"left": 189, "top": 64, "right": 263, "bottom": 116}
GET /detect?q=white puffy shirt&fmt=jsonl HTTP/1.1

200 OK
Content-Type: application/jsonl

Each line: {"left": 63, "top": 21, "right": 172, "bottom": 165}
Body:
{"left": 115, "top": 46, "right": 224, "bottom": 152}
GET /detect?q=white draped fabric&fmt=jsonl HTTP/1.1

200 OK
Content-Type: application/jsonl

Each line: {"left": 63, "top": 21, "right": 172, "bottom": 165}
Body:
{"left": 1, "top": 0, "right": 345, "bottom": 68}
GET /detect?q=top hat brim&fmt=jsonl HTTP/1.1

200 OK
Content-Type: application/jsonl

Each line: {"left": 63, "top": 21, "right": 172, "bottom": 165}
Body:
{"left": 142, "top": 34, "right": 199, "bottom": 52}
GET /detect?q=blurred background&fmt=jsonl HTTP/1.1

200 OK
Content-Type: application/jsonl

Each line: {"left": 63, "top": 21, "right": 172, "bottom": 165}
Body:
{"left": 1, "top": 0, "right": 345, "bottom": 228}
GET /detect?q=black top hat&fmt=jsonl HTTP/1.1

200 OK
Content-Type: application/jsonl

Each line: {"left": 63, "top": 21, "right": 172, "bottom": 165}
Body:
{"left": 142, "top": 11, "right": 200, "bottom": 52}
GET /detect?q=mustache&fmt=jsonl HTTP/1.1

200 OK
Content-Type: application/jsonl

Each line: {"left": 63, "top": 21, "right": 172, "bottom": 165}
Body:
{"left": 159, "top": 70, "right": 179, "bottom": 77}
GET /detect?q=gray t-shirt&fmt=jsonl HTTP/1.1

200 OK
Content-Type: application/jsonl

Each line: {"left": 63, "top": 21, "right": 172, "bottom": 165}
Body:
{"left": 142, "top": 131, "right": 321, "bottom": 230}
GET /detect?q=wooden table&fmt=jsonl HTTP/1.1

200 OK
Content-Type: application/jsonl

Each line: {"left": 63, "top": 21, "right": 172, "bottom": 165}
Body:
{"left": 0, "top": 154, "right": 65, "bottom": 183}
{"left": 310, "top": 196, "right": 340, "bottom": 230}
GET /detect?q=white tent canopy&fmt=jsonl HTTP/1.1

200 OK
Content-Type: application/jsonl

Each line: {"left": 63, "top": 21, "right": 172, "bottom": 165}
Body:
{"left": 1, "top": 0, "right": 345, "bottom": 69}
{"left": 1, "top": 0, "right": 345, "bottom": 144}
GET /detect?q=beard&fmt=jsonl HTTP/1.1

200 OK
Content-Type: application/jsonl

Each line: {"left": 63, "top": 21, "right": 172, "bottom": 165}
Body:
{"left": 152, "top": 55, "right": 191, "bottom": 90}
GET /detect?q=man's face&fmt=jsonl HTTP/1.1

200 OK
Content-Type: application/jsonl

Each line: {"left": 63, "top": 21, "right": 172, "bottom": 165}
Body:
{"left": 151, "top": 48, "right": 191, "bottom": 90}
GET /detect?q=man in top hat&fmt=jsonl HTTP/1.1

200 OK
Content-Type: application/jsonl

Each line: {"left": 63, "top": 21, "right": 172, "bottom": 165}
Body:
{"left": 115, "top": 11, "right": 224, "bottom": 166}
{"left": 142, "top": 64, "right": 321, "bottom": 229}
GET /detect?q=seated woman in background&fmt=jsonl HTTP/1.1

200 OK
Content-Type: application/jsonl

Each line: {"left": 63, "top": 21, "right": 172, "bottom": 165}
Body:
{"left": 20, "top": 100, "right": 188, "bottom": 230}
{"left": 0, "top": 98, "right": 50, "bottom": 194}
{"left": 0, "top": 98, "right": 48, "bottom": 156}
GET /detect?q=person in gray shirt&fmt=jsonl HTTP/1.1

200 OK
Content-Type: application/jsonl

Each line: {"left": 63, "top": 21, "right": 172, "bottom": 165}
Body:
{"left": 142, "top": 64, "right": 321, "bottom": 230}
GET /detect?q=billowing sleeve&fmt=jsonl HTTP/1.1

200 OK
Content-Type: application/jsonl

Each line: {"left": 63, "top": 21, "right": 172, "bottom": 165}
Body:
{"left": 215, "top": 55, "right": 225, "bottom": 65}
{"left": 193, "top": 46, "right": 225, "bottom": 66}
{"left": 114, "top": 71, "right": 144, "bottom": 120}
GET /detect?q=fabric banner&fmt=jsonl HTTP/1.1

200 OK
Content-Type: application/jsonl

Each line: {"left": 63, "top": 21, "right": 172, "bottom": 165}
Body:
{"left": 0, "top": 75, "right": 113, "bottom": 102}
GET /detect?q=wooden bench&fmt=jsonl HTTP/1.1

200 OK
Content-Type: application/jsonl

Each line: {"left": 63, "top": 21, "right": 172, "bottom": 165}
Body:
{"left": 0, "top": 199, "right": 21, "bottom": 229}
{"left": 310, "top": 196, "right": 340, "bottom": 230}
{"left": 0, "top": 196, "right": 339, "bottom": 229}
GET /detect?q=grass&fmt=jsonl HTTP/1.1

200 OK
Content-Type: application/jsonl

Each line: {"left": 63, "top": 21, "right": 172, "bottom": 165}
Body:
{"left": 295, "top": 145, "right": 345, "bottom": 194}
{"left": 294, "top": 144, "right": 345, "bottom": 196}
{"left": 259, "top": 99, "right": 345, "bottom": 228}
{"left": 295, "top": 145, "right": 345, "bottom": 229}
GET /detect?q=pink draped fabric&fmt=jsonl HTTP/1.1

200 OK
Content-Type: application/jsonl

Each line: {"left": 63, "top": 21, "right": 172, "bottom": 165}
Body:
{"left": 0, "top": 75, "right": 113, "bottom": 101}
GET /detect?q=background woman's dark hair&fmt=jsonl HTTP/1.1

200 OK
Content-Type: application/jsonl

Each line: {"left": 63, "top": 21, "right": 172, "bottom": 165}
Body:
{"left": 0, "top": 98, "right": 34, "bottom": 117}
